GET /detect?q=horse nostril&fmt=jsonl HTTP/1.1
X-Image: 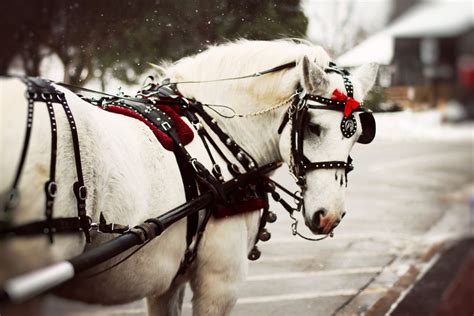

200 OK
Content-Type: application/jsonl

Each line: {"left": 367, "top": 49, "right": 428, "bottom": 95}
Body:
{"left": 312, "top": 208, "right": 327, "bottom": 229}
{"left": 341, "top": 211, "right": 346, "bottom": 219}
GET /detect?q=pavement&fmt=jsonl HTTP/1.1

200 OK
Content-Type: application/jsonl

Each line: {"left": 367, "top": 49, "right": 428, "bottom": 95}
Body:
{"left": 40, "top": 137, "right": 473, "bottom": 315}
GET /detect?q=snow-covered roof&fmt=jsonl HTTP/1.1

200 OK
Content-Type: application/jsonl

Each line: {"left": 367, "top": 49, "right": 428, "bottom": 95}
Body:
{"left": 337, "top": 32, "right": 394, "bottom": 67}
{"left": 337, "top": 0, "right": 474, "bottom": 67}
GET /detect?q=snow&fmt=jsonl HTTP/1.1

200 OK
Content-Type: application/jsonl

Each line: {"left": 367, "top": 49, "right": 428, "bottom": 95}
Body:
{"left": 336, "top": 0, "right": 474, "bottom": 67}
{"left": 372, "top": 110, "right": 474, "bottom": 142}
{"left": 337, "top": 32, "right": 393, "bottom": 67}
{"left": 389, "top": 0, "right": 474, "bottom": 38}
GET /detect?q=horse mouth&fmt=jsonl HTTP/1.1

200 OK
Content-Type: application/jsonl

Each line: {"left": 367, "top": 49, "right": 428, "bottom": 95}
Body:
{"left": 306, "top": 216, "right": 339, "bottom": 235}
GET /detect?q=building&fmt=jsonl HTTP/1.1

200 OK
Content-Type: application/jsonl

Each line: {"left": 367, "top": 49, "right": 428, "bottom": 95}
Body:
{"left": 337, "top": 0, "right": 474, "bottom": 111}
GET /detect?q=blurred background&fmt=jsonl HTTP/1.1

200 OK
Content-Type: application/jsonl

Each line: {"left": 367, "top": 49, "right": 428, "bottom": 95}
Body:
{"left": 1, "top": 0, "right": 473, "bottom": 315}
{"left": 1, "top": 0, "right": 473, "bottom": 127}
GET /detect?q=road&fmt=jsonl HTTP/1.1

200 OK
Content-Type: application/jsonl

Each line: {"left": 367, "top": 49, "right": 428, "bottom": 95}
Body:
{"left": 42, "top": 138, "right": 473, "bottom": 315}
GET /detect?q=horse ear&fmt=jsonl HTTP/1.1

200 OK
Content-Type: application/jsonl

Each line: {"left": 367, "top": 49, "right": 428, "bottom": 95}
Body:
{"left": 299, "top": 56, "right": 329, "bottom": 94}
{"left": 353, "top": 62, "right": 379, "bottom": 96}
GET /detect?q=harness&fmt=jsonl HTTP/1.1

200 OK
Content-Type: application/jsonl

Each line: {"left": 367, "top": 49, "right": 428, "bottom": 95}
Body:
{"left": 1, "top": 78, "right": 93, "bottom": 243}
{"left": 0, "top": 60, "right": 376, "bottom": 271}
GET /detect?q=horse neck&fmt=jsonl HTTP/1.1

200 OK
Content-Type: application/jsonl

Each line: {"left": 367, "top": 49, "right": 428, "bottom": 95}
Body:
{"left": 211, "top": 107, "right": 287, "bottom": 165}
{"left": 179, "top": 83, "right": 289, "bottom": 165}
{"left": 168, "top": 54, "right": 302, "bottom": 165}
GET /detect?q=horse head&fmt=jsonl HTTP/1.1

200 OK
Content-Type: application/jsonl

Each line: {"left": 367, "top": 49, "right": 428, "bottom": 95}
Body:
{"left": 278, "top": 56, "right": 378, "bottom": 235}
{"left": 165, "top": 40, "right": 378, "bottom": 237}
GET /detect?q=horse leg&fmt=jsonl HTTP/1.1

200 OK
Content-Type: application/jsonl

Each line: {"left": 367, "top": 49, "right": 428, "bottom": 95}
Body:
{"left": 190, "top": 218, "right": 249, "bottom": 316}
{"left": 146, "top": 282, "right": 185, "bottom": 316}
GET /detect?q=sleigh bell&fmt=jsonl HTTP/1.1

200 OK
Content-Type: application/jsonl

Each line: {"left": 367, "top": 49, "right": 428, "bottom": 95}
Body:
{"left": 265, "top": 211, "right": 277, "bottom": 223}
{"left": 258, "top": 228, "right": 271, "bottom": 242}
{"left": 248, "top": 245, "right": 261, "bottom": 261}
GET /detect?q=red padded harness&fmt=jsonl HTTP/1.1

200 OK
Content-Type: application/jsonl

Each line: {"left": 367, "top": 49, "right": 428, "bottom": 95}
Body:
{"left": 105, "top": 104, "right": 194, "bottom": 151}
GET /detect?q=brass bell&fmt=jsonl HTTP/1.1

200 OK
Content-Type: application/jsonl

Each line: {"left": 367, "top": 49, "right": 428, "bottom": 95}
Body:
{"left": 265, "top": 211, "right": 277, "bottom": 223}
{"left": 248, "top": 246, "right": 261, "bottom": 261}
{"left": 259, "top": 228, "right": 271, "bottom": 242}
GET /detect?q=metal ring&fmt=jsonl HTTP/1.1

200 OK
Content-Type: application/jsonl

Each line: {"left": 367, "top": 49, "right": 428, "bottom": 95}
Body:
{"left": 26, "top": 91, "right": 36, "bottom": 100}
{"left": 192, "top": 122, "right": 203, "bottom": 130}
{"left": 41, "top": 93, "right": 53, "bottom": 101}
{"left": 212, "top": 164, "right": 221, "bottom": 176}
{"left": 78, "top": 186, "right": 88, "bottom": 200}
{"left": 47, "top": 181, "right": 57, "bottom": 198}
{"left": 230, "top": 163, "right": 240, "bottom": 174}
{"left": 89, "top": 222, "right": 99, "bottom": 232}
{"left": 293, "top": 190, "right": 303, "bottom": 203}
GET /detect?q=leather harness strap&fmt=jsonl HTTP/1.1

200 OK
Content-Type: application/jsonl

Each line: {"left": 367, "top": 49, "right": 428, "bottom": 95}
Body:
{"left": 43, "top": 90, "right": 58, "bottom": 243}
{"left": 1, "top": 78, "right": 92, "bottom": 242}
{"left": 2, "top": 80, "right": 35, "bottom": 217}
{"left": 99, "top": 98, "right": 205, "bottom": 269}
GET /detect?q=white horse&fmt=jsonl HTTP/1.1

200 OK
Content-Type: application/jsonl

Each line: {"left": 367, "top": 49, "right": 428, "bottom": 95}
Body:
{"left": 0, "top": 39, "right": 378, "bottom": 315}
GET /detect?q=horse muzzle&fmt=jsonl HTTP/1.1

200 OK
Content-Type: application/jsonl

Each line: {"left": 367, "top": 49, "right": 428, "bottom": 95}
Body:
{"left": 306, "top": 208, "right": 345, "bottom": 235}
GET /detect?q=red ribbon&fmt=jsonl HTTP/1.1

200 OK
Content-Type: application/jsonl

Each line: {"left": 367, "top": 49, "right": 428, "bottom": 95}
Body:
{"left": 331, "top": 89, "right": 360, "bottom": 117}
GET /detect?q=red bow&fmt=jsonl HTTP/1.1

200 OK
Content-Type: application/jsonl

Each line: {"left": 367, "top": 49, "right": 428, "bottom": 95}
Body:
{"left": 331, "top": 89, "right": 360, "bottom": 117}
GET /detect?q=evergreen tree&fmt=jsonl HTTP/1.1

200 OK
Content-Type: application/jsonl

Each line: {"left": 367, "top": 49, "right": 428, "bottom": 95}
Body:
{"left": 0, "top": 0, "right": 307, "bottom": 85}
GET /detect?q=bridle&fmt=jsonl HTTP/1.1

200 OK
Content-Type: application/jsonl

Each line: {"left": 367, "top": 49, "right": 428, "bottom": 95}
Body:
{"left": 279, "top": 65, "right": 358, "bottom": 189}
{"left": 267, "top": 62, "right": 376, "bottom": 240}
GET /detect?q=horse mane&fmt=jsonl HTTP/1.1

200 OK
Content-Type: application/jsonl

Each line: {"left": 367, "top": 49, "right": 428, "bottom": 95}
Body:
{"left": 160, "top": 39, "right": 332, "bottom": 108}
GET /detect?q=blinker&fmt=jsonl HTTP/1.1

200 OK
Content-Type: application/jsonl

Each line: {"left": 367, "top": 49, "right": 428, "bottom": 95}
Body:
{"left": 357, "top": 111, "right": 376, "bottom": 144}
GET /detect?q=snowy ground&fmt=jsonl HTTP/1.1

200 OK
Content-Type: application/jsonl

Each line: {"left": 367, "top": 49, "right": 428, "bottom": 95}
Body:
{"left": 373, "top": 110, "right": 473, "bottom": 142}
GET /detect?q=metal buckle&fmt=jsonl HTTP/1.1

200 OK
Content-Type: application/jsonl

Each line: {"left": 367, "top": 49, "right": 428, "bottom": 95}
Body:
{"left": 161, "top": 121, "right": 172, "bottom": 131}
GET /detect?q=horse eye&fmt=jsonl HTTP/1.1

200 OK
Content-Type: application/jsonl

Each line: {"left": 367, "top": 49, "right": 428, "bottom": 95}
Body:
{"left": 308, "top": 123, "right": 321, "bottom": 136}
